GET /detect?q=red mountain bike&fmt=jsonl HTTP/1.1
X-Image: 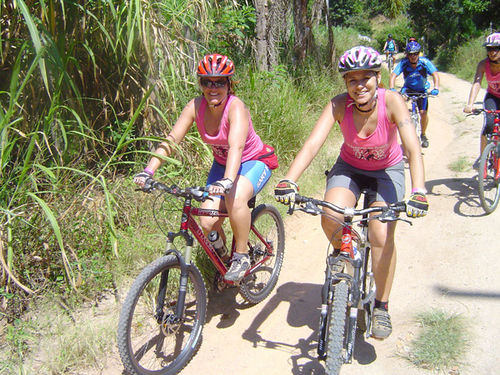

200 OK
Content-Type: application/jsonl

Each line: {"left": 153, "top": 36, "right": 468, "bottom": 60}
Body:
{"left": 471, "top": 108, "right": 500, "bottom": 213}
{"left": 117, "top": 179, "right": 285, "bottom": 375}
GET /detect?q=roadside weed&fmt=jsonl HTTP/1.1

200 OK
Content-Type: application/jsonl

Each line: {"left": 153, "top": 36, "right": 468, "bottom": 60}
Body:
{"left": 448, "top": 156, "right": 470, "bottom": 172}
{"left": 406, "top": 309, "right": 469, "bottom": 371}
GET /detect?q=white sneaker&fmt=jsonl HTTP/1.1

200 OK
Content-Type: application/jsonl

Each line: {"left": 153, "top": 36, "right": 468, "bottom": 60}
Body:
{"left": 224, "top": 254, "right": 250, "bottom": 282}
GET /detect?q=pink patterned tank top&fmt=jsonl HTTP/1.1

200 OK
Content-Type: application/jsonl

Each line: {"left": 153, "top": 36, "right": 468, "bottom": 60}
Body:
{"left": 339, "top": 88, "right": 403, "bottom": 170}
{"left": 195, "top": 95, "right": 263, "bottom": 165}
{"left": 485, "top": 59, "right": 500, "bottom": 98}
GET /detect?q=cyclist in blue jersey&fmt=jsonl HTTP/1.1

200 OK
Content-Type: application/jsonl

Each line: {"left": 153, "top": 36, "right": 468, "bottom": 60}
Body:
{"left": 389, "top": 41, "right": 440, "bottom": 148}
{"left": 383, "top": 34, "right": 397, "bottom": 67}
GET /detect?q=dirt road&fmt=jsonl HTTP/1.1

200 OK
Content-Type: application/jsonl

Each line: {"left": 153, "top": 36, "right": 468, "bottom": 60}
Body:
{"left": 101, "top": 71, "right": 500, "bottom": 375}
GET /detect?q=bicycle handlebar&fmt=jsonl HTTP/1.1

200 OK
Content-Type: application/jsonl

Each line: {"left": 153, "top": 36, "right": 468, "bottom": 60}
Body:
{"left": 469, "top": 108, "right": 500, "bottom": 116}
{"left": 402, "top": 92, "right": 436, "bottom": 100}
{"left": 139, "top": 178, "right": 209, "bottom": 202}
{"left": 288, "top": 194, "right": 410, "bottom": 224}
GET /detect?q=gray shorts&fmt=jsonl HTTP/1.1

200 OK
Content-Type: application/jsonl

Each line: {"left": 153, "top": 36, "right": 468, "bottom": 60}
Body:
{"left": 325, "top": 158, "right": 405, "bottom": 205}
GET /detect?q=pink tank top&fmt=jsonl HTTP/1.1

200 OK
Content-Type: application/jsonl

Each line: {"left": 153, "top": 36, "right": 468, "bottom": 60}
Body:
{"left": 195, "top": 95, "right": 263, "bottom": 165}
{"left": 339, "top": 88, "right": 403, "bottom": 170}
{"left": 485, "top": 60, "right": 500, "bottom": 98}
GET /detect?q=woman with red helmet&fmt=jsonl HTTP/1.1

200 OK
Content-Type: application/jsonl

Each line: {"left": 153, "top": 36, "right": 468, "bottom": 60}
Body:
{"left": 275, "top": 46, "right": 427, "bottom": 340}
{"left": 134, "top": 53, "right": 277, "bottom": 282}
{"left": 464, "top": 33, "right": 500, "bottom": 167}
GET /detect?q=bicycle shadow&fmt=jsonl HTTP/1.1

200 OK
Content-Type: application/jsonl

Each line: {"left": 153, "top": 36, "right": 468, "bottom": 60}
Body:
{"left": 425, "top": 175, "right": 487, "bottom": 217}
{"left": 240, "top": 281, "right": 377, "bottom": 374}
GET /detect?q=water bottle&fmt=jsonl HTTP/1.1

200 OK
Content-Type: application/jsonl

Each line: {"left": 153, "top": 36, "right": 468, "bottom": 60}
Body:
{"left": 208, "top": 230, "right": 229, "bottom": 260}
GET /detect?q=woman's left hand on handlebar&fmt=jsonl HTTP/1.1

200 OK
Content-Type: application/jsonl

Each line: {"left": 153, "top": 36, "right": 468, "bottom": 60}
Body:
{"left": 406, "top": 192, "right": 429, "bottom": 217}
{"left": 208, "top": 177, "right": 233, "bottom": 195}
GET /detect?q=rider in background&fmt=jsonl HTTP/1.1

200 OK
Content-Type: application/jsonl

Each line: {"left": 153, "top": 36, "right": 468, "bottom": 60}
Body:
{"left": 463, "top": 33, "right": 500, "bottom": 168}
{"left": 134, "top": 53, "right": 275, "bottom": 282}
{"left": 383, "top": 34, "right": 397, "bottom": 67}
{"left": 389, "top": 41, "right": 440, "bottom": 148}
{"left": 274, "top": 46, "right": 428, "bottom": 340}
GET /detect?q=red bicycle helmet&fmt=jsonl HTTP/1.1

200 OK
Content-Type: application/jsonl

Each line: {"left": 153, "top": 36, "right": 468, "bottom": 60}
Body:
{"left": 197, "top": 54, "right": 235, "bottom": 77}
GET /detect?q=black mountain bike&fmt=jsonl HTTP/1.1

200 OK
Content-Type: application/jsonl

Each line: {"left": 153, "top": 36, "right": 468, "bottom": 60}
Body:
{"left": 286, "top": 193, "right": 412, "bottom": 374}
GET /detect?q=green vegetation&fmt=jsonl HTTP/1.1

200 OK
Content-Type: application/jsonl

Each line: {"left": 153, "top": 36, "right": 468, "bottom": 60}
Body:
{"left": 406, "top": 309, "right": 470, "bottom": 372}
{"left": 448, "top": 156, "right": 471, "bottom": 172}
{"left": 0, "top": 0, "right": 493, "bottom": 371}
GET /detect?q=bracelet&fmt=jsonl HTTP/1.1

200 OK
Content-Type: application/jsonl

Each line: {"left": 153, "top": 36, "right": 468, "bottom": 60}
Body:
{"left": 144, "top": 167, "right": 155, "bottom": 176}
{"left": 411, "top": 187, "right": 427, "bottom": 194}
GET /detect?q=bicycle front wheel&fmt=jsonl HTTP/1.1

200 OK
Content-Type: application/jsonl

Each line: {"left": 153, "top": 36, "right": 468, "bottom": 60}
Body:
{"left": 117, "top": 255, "right": 207, "bottom": 375}
{"left": 325, "top": 280, "right": 349, "bottom": 375}
{"left": 239, "top": 204, "right": 285, "bottom": 304}
{"left": 478, "top": 142, "right": 500, "bottom": 214}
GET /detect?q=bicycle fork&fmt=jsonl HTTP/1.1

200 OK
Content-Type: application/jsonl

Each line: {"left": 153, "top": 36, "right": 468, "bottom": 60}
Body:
{"left": 155, "top": 232, "right": 193, "bottom": 325}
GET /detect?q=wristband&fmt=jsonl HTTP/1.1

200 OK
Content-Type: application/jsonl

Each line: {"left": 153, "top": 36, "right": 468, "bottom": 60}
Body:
{"left": 144, "top": 167, "right": 155, "bottom": 176}
{"left": 411, "top": 187, "right": 427, "bottom": 194}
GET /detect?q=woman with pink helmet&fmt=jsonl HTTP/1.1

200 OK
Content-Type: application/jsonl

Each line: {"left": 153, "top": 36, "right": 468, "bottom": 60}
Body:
{"left": 275, "top": 45, "right": 427, "bottom": 340}
{"left": 464, "top": 33, "right": 500, "bottom": 167}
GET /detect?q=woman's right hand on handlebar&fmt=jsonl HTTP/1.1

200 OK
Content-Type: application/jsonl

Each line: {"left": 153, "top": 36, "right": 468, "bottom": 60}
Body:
{"left": 274, "top": 179, "right": 299, "bottom": 205}
{"left": 133, "top": 170, "right": 153, "bottom": 188}
{"left": 463, "top": 104, "right": 473, "bottom": 113}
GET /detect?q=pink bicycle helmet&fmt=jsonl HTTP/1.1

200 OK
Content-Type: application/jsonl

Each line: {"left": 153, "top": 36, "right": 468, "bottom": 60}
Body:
{"left": 338, "top": 46, "right": 382, "bottom": 76}
{"left": 197, "top": 53, "right": 235, "bottom": 77}
{"left": 484, "top": 33, "right": 500, "bottom": 47}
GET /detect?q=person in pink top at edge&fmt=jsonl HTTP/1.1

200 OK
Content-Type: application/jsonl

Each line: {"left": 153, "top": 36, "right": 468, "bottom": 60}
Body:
{"left": 463, "top": 33, "right": 500, "bottom": 168}
{"left": 134, "top": 54, "right": 276, "bottom": 282}
{"left": 274, "top": 46, "right": 428, "bottom": 340}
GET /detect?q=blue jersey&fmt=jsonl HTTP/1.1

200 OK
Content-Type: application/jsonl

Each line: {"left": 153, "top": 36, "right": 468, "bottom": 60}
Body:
{"left": 393, "top": 57, "right": 437, "bottom": 91}
{"left": 386, "top": 40, "right": 396, "bottom": 52}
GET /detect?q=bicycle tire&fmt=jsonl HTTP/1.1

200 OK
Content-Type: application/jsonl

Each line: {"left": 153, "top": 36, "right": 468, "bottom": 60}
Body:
{"left": 388, "top": 58, "right": 393, "bottom": 73}
{"left": 117, "top": 255, "right": 207, "bottom": 375}
{"left": 478, "top": 142, "right": 500, "bottom": 214}
{"left": 239, "top": 204, "right": 285, "bottom": 304}
{"left": 411, "top": 111, "right": 421, "bottom": 140}
{"left": 357, "top": 245, "right": 375, "bottom": 333}
{"left": 325, "top": 280, "right": 349, "bottom": 375}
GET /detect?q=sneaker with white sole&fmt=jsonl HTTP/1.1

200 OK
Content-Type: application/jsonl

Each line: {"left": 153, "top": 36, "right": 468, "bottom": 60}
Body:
{"left": 371, "top": 308, "right": 392, "bottom": 339}
{"left": 224, "top": 254, "right": 250, "bottom": 282}
{"left": 421, "top": 134, "right": 429, "bottom": 148}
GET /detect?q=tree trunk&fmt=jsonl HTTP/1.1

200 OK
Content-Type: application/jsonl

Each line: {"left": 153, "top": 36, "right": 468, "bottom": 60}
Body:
{"left": 255, "top": 0, "right": 268, "bottom": 71}
{"left": 292, "top": 0, "right": 311, "bottom": 65}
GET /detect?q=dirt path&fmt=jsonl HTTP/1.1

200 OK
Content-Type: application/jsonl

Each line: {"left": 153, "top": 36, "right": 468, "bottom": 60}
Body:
{"left": 100, "top": 71, "right": 500, "bottom": 375}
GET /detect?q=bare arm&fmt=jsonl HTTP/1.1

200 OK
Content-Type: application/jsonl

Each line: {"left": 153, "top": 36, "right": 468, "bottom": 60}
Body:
{"left": 464, "top": 60, "right": 486, "bottom": 112}
{"left": 389, "top": 72, "right": 398, "bottom": 90}
{"left": 224, "top": 98, "right": 249, "bottom": 182}
{"left": 145, "top": 99, "right": 196, "bottom": 173}
{"left": 431, "top": 71, "right": 440, "bottom": 91}
{"left": 387, "top": 91, "right": 426, "bottom": 191}
{"left": 284, "top": 96, "right": 342, "bottom": 182}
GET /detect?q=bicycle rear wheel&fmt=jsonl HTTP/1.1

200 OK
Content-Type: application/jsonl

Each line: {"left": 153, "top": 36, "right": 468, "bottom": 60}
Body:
{"left": 478, "top": 142, "right": 500, "bottom": 213}
{"left": 117, "top": 255, "right": 207, "bottom": 375}
{"left": 239, "top": 204, "right": 285, "bottom": 304}
{"left": 325, "top": 280, "right": 348, "bottom": 375}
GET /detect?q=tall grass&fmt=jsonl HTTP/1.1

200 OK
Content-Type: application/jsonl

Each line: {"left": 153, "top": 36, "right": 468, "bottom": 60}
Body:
{"left": 446, "top": 35, "right": 487, "bottom": 83}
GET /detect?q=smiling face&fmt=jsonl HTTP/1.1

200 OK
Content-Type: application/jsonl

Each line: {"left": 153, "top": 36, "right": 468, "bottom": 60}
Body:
{"left": 487, "top": 46, "right": 500, "bottom": 63}
{"left": 343, "top": 70, "right": 380, "bottom": 106}
{"left": 200, "top": 77, "right": 229, "bottom": 106}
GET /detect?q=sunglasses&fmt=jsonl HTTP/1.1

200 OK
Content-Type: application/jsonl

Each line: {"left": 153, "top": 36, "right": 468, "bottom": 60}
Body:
{"left": 408, "top": 52, "right": 419, "bottom": 57}
{"left": 200, "top": 78, "right": 228, "bottom": 88}
{"left": 486, "top": 46, "right": 500, "bottom": 52}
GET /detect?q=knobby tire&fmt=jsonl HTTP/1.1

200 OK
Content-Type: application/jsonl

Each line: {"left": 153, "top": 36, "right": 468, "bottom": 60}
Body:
{"left": 325, "top": 280, "right": 349, "bottom": 375}
{"left": 478, "top": 142, "right": 500, "bottom": 213}
{"left": 117, "top": 255, "right": 207, "bottom": 375}
{"left": 239, "top": 204, "right": 285, "bottom": 304}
